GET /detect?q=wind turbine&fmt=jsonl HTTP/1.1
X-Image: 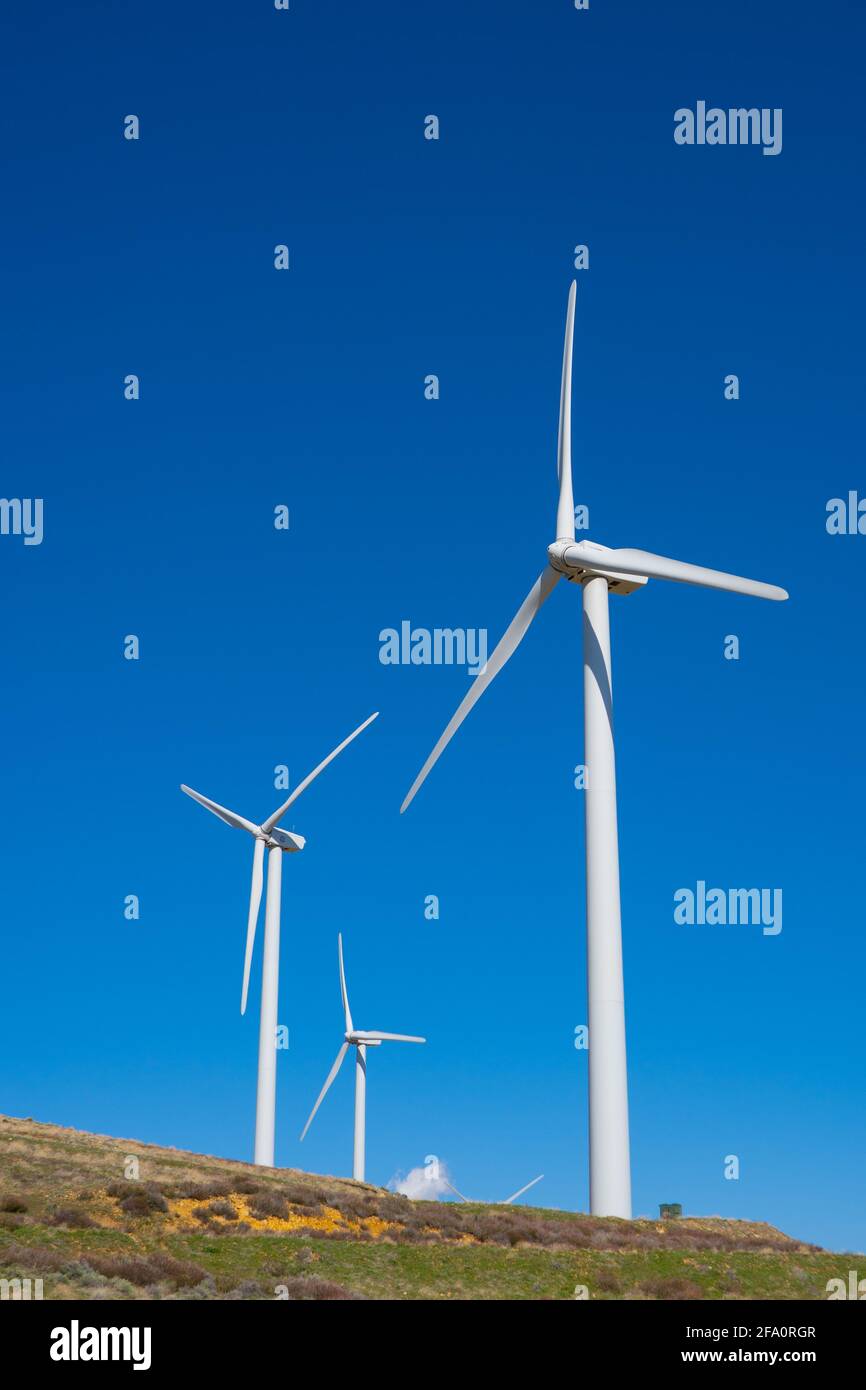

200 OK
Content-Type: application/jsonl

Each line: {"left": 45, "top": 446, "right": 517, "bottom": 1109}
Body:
{"left": 300, "top": 934, "right": 425, "bottom": 1182}
{"left": 400, "top": 281, "right": 788, "bottom": 1219}
{"left": 181, "top": 711, "right": 378, "bottom": 1167}
{"left": 444, "top": 1175, "right": 544, "bottom": 1206}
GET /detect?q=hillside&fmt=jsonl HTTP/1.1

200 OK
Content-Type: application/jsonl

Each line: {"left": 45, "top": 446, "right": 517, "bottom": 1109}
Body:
{"left": 0, "top": 1114, "right": 848, "bottom": 1301}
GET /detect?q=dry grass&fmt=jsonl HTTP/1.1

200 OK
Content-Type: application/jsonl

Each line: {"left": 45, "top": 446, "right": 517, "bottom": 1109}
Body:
{"left": 0, "top": 1111, "right": 824, "bottom": 1255}
{"left": 0, "top": 1111, "right": 844, "bottom": 1302}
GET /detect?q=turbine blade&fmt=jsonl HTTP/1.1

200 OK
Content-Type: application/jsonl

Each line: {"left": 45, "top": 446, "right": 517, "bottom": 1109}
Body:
{"left": 443, "top": 1179, "right": 470, "bottom": 1204}
{"left": 338, "top": 933, "right": 353, "bottom": 1034}
{"left": 501, "top": 1174, "right": 544, "bottom": 1205}
{"left": 240, "top": 837, "right": 265, "bottom": 1015}
{"left": 299, "top": 1042, "right": 350, "bottom": 1141}
{"left": 355, "top": 1031, "right": 426, "bottom": 1043}
{"left": 555, "top": 281, "right": 577, "bottom": 541}
{"left": 567, "top": 544, "right": 788, "bottom": 602}
{"left": 180, "top": 784, "right": 259, "bottom": 836}
{"left": 262, "top": 712, "right": 379, "bottom": 833}
{"left": 400, "top": 568, "right": 561, "bottom": 813}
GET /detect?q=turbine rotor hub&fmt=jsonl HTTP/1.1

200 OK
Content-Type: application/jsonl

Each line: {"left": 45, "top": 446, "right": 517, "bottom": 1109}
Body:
{"left": 547, "top": 540, "right": 647, "bottom": 595}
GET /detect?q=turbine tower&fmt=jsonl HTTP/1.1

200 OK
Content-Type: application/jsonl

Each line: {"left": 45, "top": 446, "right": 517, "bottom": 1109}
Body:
{"left": 300, "top": 934, "right": 425, "bottom": 1182}
{"left": 400, "top": 281, "right": 788, "bottom": 1218}
{"left": 181, "top": 711, "right": 378, "bottom": 1167}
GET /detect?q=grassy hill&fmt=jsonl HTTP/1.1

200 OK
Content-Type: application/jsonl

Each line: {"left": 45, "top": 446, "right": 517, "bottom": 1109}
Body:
{"left": 0, "top": 1113, "right": 850, "bottom": 1301}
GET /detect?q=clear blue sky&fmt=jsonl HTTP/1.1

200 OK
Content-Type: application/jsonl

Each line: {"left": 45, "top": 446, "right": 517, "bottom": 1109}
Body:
{"left": 1, "top": 1, "right": 863, "bottom": 1253}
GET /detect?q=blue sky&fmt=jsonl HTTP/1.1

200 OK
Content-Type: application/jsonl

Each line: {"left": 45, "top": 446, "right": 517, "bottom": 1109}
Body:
{"left": 1, "top": 1, "right": 864, "bottom": 1253}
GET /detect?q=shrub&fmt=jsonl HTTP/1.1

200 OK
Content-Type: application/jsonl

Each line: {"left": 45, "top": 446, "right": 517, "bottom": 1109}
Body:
{"left": 167, "top": 1277, "right": 218, "bottom": 1301}
{"left": 0, "top": 1242, "right": 69, "bottom": 1274}
{"left": 0, "top": 1196, "right": 28, "bottom": 1214}
{"left": 48, "top": 1207, "right": 100, "bottom": 1229}
{"left": 118, "top": 1187, "right": 168, "bottom": 1217}
{"left": 86, "top": 1251, "right": 206, "bottom": 1289}
{"left": 106, "top": 1181, "right": 137, "bottom": 1198}
{"left": 206, "top": 1199, "right": 239, "bottom": 1221}
{"left": 275, "top": 1276, "right": 363, "bottom": 1301}
{"left": 231, "top": 1176, "right": 260, "bottom": 1195}
{"left": 224, "top": 1279, "right": 266, "bottom": 1300}
{"left": 253, "top": 1182, "right": 328, "bottom": 1211}
{"left": 289, "top": 1192, "right": 324, "bottom": 1212}
{"left": 639, "top": 1276, "right": 704, "bottom": 1300}
{"left": 172, "top": 1179, "right": 232, "bottom": 1201}
{"left": 374, "top": 1196, "right": 412, "bottom": 1221}
{"left": 333, "top": 1193, "right": 379, "bottom": 1220}
{"left": 247, "top": 1191, "right": 290, "bottom": 1220}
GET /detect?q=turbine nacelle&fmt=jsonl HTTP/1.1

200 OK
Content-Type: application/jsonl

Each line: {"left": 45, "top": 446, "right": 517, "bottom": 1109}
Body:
{"left": 266, "top": 827, "right": 306, "bottom": 852}
{"left": 547, "top": 539, "right": 648, "bottom": 595}
{"left": 346, "top": 1033, "right": 382, "bottom": 1046}
{"left": 180, "top": 710, "right": 379, "bottom": 1022}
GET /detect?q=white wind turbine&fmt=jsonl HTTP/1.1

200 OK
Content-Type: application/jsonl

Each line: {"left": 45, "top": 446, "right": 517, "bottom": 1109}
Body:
{"left": 444, "top": 1175, "right": 545, "bottom": 1206}
{"left": 300, "top": 934, "right": 425, "bottom": 1182}
{"left": 181, "top": 711, "right": 378, "bottom": 1168}
{"left": 401, "top": 281, "right": 788, "bottom": 1219}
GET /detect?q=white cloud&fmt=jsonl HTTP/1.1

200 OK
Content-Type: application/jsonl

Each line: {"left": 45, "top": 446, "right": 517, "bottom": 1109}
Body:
{"left": 389, "top": 1159, "right": 455, "bottom": 1202}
